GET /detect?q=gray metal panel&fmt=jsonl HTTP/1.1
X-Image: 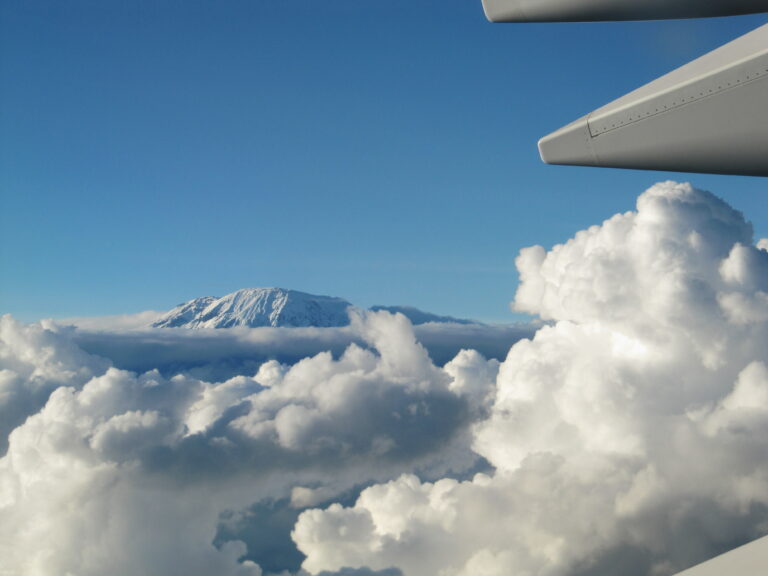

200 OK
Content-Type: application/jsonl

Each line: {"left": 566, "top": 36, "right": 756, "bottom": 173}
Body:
{"left": 589, "top": 23, "right": 768, "bottom": 131}
{"left": 672, "top": 535, "right": 768, "bottom": 576}
{"left": 482, "top": 0, "right": 768, "bottom": 22}
{"left": 538, "top": 23, "right": 768, "bottom": 176}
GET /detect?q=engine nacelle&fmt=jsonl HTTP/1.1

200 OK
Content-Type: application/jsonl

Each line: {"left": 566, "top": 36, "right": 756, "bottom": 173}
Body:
{"left": 482, "top": 0, "right": 768, "bottom": 22}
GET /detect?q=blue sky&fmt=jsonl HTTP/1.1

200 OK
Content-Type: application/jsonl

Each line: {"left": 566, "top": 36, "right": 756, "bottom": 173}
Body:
{"left": 1, "top": 0, "right": 766, "bottom": 323}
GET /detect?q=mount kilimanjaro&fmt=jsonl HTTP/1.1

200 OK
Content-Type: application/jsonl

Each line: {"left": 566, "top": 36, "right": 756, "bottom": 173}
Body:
{"left": 151, "top": 288, "right": 474, "bottom": 329}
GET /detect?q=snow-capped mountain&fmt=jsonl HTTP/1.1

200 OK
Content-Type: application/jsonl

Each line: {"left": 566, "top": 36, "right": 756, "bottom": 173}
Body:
{"left": 152, "top": 288, "right": 352, "bottom": 329}
{"left": 152, "top": 296, "right": 218, "bottom": 327}
{"left": 151, "top": 288, "right": 478, "bottom": 329}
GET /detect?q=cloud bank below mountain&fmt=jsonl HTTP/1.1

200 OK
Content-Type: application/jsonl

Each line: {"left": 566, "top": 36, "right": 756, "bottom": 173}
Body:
{"left": 295, "top": 182, "right": 768, "bottom": 576}
{"left": 2, "top": 182, "right": 768, "bottom": 576}
{"left": 68, "top": 321, "right": 531, "bottom": 381}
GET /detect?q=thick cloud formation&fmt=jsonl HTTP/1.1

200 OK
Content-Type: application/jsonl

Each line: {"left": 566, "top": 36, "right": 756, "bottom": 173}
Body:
{"left": 0, "top": 311, "right": 494, "bottom": 576}
{"left": 3, "top": 181, "right": 768, "bottom": 576}
{"left": 294, "top": 182, "right": 768, "bottom": 576}
{"left": 0, "top": 318, "right": 110, "bottom": 453}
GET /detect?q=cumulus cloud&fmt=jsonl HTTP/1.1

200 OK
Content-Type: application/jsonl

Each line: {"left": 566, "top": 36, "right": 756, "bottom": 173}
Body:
{"left": 294, "top": 182, "right": 768, "bottom": 576}
{"left": 0, "top": 316, "right": 110, "bottom": 453}
{"left": 3, "top": 181, "right": 768, "bottom": 576}
{"left": 0, "top": 310, "right": 493, "bottom": 576}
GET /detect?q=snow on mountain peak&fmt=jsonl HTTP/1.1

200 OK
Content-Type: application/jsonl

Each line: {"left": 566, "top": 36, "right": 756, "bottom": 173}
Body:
{"left": 151, "top": 288, "right": 352, "bottom": 329}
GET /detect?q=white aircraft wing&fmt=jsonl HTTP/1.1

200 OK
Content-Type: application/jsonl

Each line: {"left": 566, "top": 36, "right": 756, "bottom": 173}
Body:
{"left": 482, "top": 0, "right": 768, "bottom": 22}
{"left": 538, "top": 22, "right": 768, "bottom": 176}
{"left": 482, "top": 0, "right": 768, "bottom": 176}
{"left": 672, "top": 534, "right": 768, "bottom": 575}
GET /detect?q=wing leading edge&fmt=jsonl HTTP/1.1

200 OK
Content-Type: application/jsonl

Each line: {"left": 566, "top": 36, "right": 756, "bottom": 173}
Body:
{"left": 538, "top": 22, "right": 768, "bottom": 176}
{"left": 482, "top": 0, "right": 768, "bottom": 176}
{"left": 482, "top": 0, "right": 768, "bottom": 22}
{"left": 671, "top": 534, "right": 768, "bottom": 575}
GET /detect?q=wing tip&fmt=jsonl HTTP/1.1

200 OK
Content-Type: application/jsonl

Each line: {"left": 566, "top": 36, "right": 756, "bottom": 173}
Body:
{"left": 538, "top": 116, "right": 597, "bottom": 167}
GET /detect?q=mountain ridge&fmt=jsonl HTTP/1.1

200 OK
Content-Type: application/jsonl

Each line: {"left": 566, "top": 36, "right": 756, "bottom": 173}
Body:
{"left": 152, "top": 288, "right": 351, "bottom": 329}
{"left": 152, "top": 288, "right": 477, "bottom": 329}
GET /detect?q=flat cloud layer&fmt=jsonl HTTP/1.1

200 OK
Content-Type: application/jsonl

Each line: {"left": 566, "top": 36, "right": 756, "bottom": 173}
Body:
{"left": 1, "top": 182, "right": 767, "bottom": 576}
{"left": 69, "top": 321, "right": 531, "bottom": 381}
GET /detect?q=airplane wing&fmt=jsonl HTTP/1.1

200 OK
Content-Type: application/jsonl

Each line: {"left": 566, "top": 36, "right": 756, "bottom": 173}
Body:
{"left": 481, "top": 0, "right": 768, "bottom": 176}
{"left": 672, "top": 534, "right": 768, "bottom": 575}
{"left": 482, "top": 0, "right": 768, "bottom": 22}
{"left": 538, "top": 22, "right": 768, "bottom": 176}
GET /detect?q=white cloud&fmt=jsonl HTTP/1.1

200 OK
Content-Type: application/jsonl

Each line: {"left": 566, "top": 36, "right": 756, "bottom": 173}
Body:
{"left": 0, "top": 315, "right": 110, "bottom": 453}
{"left": 0, "top": 311, "right": 491, "bottom": 576}
{"left": 3, "top": 181, "right": 768, "bottom": 576}
{"left": 294, "top": 182, "right": 768, "bottom": 576}
{"left": 65, "top": 320, "right": 530, "bottom": 381}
